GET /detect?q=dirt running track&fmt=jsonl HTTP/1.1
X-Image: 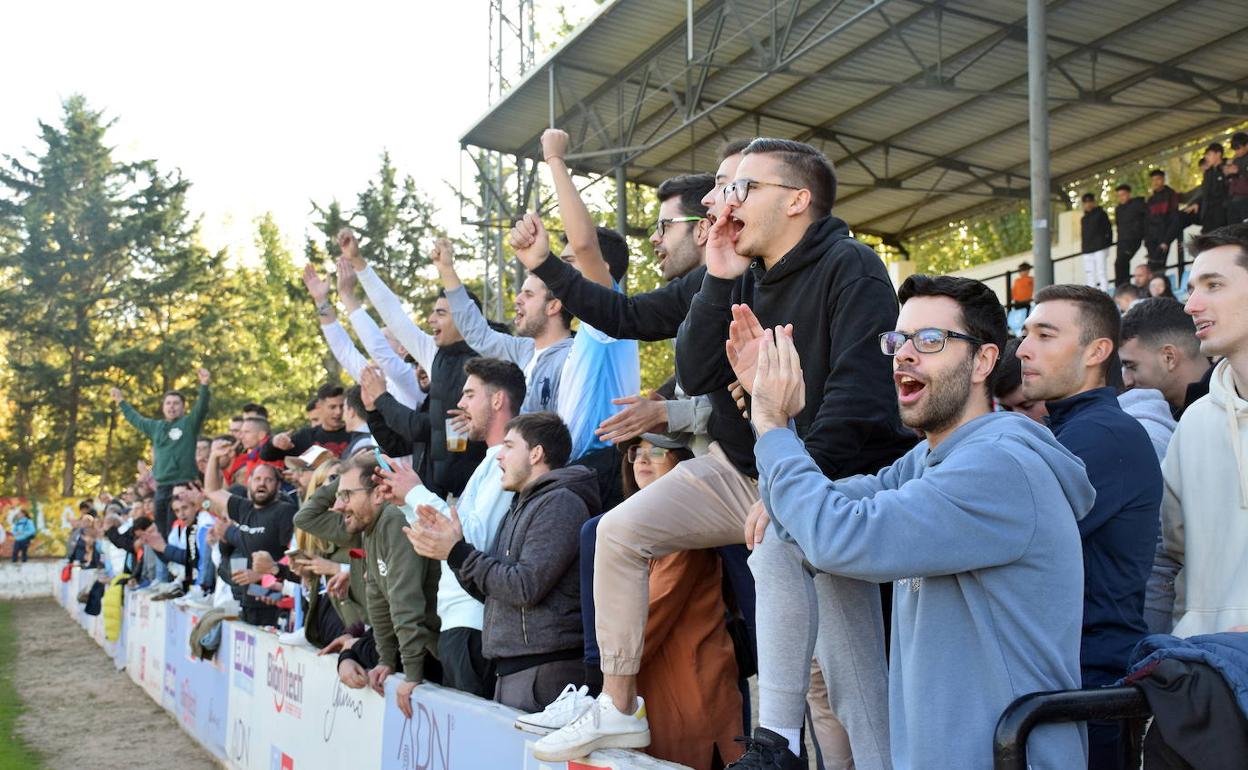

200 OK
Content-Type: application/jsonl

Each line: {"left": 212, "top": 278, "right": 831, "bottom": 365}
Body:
{"left": 11, "top": 598, "right": 218, "bottom": 769}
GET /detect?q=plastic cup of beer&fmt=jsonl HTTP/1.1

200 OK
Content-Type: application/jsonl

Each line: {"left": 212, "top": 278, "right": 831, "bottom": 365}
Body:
{"left": 446, "top": 418, "right": 468, "bottom": 453}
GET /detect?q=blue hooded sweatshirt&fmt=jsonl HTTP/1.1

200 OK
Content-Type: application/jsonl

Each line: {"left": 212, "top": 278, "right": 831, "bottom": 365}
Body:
{"left": 757, "top": 411, "right": 1093, "bottom": 770}
{"left": 1047, "top": 387, "right": 1163, "bottom": 686}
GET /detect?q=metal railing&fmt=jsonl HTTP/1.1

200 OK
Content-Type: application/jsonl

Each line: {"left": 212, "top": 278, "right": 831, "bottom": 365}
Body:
{"left": 993, "top": 686, "right": 1151, "bottom": 770}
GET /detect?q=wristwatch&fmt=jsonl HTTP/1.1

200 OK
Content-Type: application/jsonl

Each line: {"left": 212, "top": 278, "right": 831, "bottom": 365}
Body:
{"left": 201, "top": 499, "right": 213, "bottom": 511}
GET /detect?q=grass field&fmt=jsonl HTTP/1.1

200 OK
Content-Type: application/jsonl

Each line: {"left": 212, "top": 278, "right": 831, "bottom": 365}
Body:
{"left": 0, "top": 602, "right": 43, "bottom": 769}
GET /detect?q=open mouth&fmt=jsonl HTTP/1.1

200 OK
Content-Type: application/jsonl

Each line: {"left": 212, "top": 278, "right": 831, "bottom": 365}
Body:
{"left": 1194, "top": 320, "right": 1214, "bottom": 337}
{"left": 728, "top": 216, "right": 745, "bottom": 243}
{"left": 895, "top": 372, "right": 927, "bottom": 405}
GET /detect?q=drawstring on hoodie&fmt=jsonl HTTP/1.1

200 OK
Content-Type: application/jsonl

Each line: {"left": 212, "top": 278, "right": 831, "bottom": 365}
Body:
{"left": 1217, "top": 361, "right": 1248, "bottom": 508}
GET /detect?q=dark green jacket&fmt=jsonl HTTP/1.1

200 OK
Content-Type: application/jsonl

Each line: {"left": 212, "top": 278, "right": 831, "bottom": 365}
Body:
{"left": 294, "top": 480, "right": 440, "bottom": 682}
{"left": 120, "top": 384, "right": 210, "bottom": 485}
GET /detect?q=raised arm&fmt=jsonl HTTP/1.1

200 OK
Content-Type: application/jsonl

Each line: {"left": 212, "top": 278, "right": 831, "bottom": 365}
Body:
{"left": 340, "top": 229, "right": 437, "bottom": 373}
{"left": 114, "top": 388, "right": 161, "bottom": 439}
{"left": 304, "top": 262, "right": 366, "bottom": 382}
{"left": 187, "top": 370, "right": 211, "bottom": 430}
{"left": 542, "top": 129, "right": 612, "bottom": 288}
{"left": 293, "top": 478, "right": 359, "bottom": 548}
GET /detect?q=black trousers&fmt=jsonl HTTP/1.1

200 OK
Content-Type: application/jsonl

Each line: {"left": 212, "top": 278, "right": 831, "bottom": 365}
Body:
{"left": 11, "top": 538, "right": 31, "bottom": 562}
{"left": 1229, "top": 196, "right": 1248, "bottom": 225}
{"left": 1114, "top": 239, "right": 1142, "bottom": 287}
{"left": 1144, "top": 239, "right": 1171, "bottom": 275}
{"left": 437, "top": 627, "right": 494, "bottom": 698}
{"left": 154, "top": 483, "right": 176, "bottom": 539}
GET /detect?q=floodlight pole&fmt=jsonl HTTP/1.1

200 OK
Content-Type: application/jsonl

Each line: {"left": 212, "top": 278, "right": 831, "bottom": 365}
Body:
{"left": 1027, "top": 0, "right": 1053, "bottom": 289}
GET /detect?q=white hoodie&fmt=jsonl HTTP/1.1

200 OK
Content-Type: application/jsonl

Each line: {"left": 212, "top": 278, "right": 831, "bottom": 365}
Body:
{"left": 1162, "top": 358, "right": 1248, "bottom": 637}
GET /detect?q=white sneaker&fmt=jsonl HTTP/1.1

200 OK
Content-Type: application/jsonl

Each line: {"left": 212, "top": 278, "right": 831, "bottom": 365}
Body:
{"left": 514, "top": 684, "right": 595, "bottom": 735}
{"left": 277, "top": 630, "right": 315, "bottom": 649}
{"left": 531, "top": 694, "right": 650, "bottom": 762}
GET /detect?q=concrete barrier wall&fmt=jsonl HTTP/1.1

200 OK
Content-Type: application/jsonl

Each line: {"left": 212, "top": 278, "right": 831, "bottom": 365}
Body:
{"left": 0, "top": 561, "right": 60, "bottom": 600}
{"left": 51, "top": 566, "right": 684, "bottom": 770}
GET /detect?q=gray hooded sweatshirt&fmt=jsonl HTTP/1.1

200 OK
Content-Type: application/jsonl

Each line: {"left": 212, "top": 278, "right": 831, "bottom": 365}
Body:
{"left": 757, "top": 411, "right": 1094, "bottom": 770}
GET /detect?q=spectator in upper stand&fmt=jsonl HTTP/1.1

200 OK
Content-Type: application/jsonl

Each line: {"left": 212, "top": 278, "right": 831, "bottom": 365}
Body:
{"left": 341, "top": 229, "right": 486, "bottom": 498}
{"left": 1225, "top": 132, "right": 1248, "bottom": 224}
{"left": 434, "top": 238, "right": 575, "bottom": 415}
{"left": 294, "top": 451, "right": 441, "bottom": 720}
{"left": 407, "top": 412, "right": 599, "bottom": 714}
{"left": 1132, "top": 263, "right": 1154, "bottom": 290}
{"left": 1159, "top": 224, "right": 1248, "bottom": 638}
{"left": 1114, "top": 283, "right": 1147, "bottom": 315}
{"left": 301, "top": 261, "right": 426, "bottom": 410}
{"left": 111, "top": 367, "right": 211, "bottom": 546}
{"left": 1114, "top": 184, "right": 1149, "bottom": 288}
{"left": 1145, "top": 169, "right": 1184, "bottom": 276}
{"left": 262, "top": 383, "right": 351, "bottom": 461}
{"left": 1011, "top": 262, "right": 1034, "bottom": 307}
{"left": 202, "top": 463, "right": 297, "bottom": 627}
{"left": 1018, "top": 285, "right": 1163, "bottom": 770}
{"left": 10, "top": 510, "right": 35, "bottom": 562}
{"left": 102, "top": 513, "right": 154, "bottom": 579}
{"left": 993, "top": 338, "right": 1048, "bottom": 423}
{"left": 1149, "top": 274, "right": 1177, "bottom": 299}
{"left": 378, "top": 356, "right": 525, "bottom": 698}
{"left": 1081, "top": 193, "right": 1113, "bottom": 292}
{"left": 340, "top": 385, "right": 376, "bottom": 459}
{"left": 220, "top": 417, "right": 282, "bottom": 488}
{"left": 1120, "top": 297, "right": 1212, "bottom": 418}
{"left": 735, "top": 275, "right": 1088, "bottom": 770}
{"left": 1195, "top": 142, "right": 1230, "bottom": 233}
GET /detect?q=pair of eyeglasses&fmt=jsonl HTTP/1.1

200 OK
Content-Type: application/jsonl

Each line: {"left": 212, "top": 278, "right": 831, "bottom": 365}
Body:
{"left": 335, "top": 487, "right": 368, "bottom": 503}
{"left": 653, "top": 216, "right": 705, "bottom": 238}
{"left": 626, "top": 445, "right": 672, "bottom": 463}
{"left": 879, "top": 328, "right": 986, "bottom": 356}
{"left": 722, "top": 179, "right": 803, "bottom": 204}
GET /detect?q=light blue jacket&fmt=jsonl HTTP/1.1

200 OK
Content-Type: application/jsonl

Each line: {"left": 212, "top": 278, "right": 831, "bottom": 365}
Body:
{"left": 12, "top": 517, "right": 36, "bottom": 541}
{"left": 757, "top": 412, "right": 1094, "bottom": 770}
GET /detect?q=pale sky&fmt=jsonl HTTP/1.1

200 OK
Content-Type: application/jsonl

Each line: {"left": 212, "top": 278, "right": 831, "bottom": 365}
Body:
{"left": 2, "top": 0, "right": 597, "bottom": 261}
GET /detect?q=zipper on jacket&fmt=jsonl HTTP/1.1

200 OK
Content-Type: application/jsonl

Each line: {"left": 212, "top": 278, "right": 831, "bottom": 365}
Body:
{"left": 521, "top": 606, "right": 528, "bottom": 645}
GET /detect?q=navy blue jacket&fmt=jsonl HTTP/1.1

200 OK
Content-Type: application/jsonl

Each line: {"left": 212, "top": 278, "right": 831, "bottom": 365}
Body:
{"left": 1048, "top": 387, "right": 1162, "bottom": 685}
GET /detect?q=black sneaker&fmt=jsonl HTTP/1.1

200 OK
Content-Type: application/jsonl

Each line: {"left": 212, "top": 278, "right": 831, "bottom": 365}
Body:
{"left": 726, "top": 727, "right": 805, "bottom": 769}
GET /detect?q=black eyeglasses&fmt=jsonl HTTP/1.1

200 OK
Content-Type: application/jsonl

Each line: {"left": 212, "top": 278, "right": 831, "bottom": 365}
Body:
{"left": 653, "top": 216, "right": 705, "bottom": 238}
{"left": 723, "top": 179, "right": 803, "bottom": 204}
{"left": 879, "top": 328, "right": 986, "bottom": 356}
{"left": 626, "top": 445, "right": 672, "bottom": 463}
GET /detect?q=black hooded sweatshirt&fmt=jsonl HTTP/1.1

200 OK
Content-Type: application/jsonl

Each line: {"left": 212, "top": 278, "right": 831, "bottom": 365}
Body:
{"left": 366, "top": 338, "right": 486, "bottom": 499}
{"left": 677, "top": 215, "right": 917, "bottom": 481}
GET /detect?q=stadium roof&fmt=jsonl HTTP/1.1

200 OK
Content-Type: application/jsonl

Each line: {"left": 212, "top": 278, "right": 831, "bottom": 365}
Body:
{"left": 461, "top": 0, "right": 1248, "bottom": 242}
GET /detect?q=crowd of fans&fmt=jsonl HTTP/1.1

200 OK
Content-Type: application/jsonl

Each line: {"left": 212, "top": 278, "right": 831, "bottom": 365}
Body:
{"left": 57, "top": 128, "right": 1248, "bottom": 770}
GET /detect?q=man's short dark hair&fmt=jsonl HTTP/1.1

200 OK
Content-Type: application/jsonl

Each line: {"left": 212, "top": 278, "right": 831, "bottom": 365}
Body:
{"left": 1230, "top": 131, "right": 1248, "bottom": 150}
{"left": 1188, "top": 222, "right": 1248, "bottom": 272}
{"left": 438, "top": 286, "right": 483, "bottom": 313}
{"left": 242, "top": 416, "right": 270, "bottom": 434}
{"left": 1121, "top": 297, "right": 1201, "bottom": 356}
{"left": 132, "top": 516, "right": 153, "bottom": 532}
{"left": 897, "top": 275, "right": 1008, "bottom": 394}
{"left": 241, "top": 402, "right": 268, "bottom": 419}
{"left": 163, "top": 390, "right": 185, "bottom": 404}
{"left": 993, "top": 338, "right": 1024, "bottom": 399}
{"left": 595, "top": 226, "right": 630, "bottom": 284}
{"left": 231, "top": 413, "right": 244, "bottom": 424}
{"left": 464, "top": 357, "right": 526, "bottom": 415}
{"left": 1115, "top": 183, "right": 1132, "bottom": 194}
{"left": 305, "top": 398, "right": 317, "bottom": 414}
{"left": 348, "top": 450, "right": 382, "bottom": 492}
{"left": 504, "top": 412, "right": 572, "bottom": 470}
{"left": 743, "top": 138, "right": 837, "bottom": 217}
{"left": 78, "top": 499, "right": 95, "bottom": 513}
{"left": 1114, "top": 283, "right": 1146, "bottom": 301}
{"left": 316, "top": 383, "right": 344, "bottom": 402}
{"left": 1081, "top": 192, "right": 1096, "bottom": 203}
{"left": 1206, "top": 142, "right": 1224, "bottom": 156}
{"left": 344, "top": 385, "right": 366, "bottom": 417}
{"left": 1034, "top": 284, "right": 1122, "bottom": 375}
{"left": 657, "top": 173, "right": 714, "bottom": 218}
{"left": 720, "top": 139, "right": 752, "bottom": 159}
{"left": 1149, "top": 168, "right": 1166, "bottom": 178}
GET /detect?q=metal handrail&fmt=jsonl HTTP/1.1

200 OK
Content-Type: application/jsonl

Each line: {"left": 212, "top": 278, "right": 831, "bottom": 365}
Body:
{"left": 993, "top": 686, "right": 1151, "bottom": 770}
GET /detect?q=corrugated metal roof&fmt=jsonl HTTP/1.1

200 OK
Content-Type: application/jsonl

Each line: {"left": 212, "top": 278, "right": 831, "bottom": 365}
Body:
{"left": 461, "top": 0, "right": 1248, "bottom": 239}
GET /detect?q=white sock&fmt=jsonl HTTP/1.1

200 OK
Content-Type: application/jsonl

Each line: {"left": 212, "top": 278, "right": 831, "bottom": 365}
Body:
{"left": 762, "top": 725, "right": 801, "bottom": 752}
